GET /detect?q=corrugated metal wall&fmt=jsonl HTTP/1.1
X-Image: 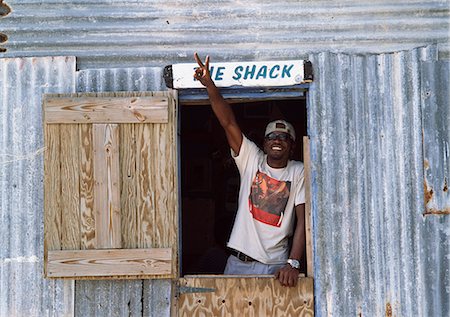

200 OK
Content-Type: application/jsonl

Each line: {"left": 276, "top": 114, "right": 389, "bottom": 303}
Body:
{"left": 421, "top": 61, "right": 450, "bottom": 215}
{"left": 0, "top": 56, "right": 76, "bottom": 316}
{"left": 0, "top": 1, "right": 449, "bottom": 316}
{"left": 308, "top": 46, "right": 449, "bottom": 316}
{"left": 0, "top": 0, "right": 449, "bottom": 69}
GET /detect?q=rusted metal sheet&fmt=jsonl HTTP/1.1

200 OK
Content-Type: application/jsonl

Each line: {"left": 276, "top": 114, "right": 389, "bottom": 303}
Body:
{"left": 421, "top": 61, "right": 450, "bottom": 215}
{"left": 0, "top": 1, "right": 448, "bottom": 68}
{"left": 0, "top": 56, "right": 76, "bottom": 316}
{"left": 308, "top": 46, "right": 449, "bottom": 317}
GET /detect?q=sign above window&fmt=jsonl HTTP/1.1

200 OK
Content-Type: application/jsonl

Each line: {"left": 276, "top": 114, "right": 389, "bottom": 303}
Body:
{"left": 166, "top": 60, "right": 313, "bottom": 89}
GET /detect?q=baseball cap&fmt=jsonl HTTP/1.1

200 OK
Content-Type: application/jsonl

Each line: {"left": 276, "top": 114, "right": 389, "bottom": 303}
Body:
{"left": 264, "top": 120, "right": 296, "bottom": 141}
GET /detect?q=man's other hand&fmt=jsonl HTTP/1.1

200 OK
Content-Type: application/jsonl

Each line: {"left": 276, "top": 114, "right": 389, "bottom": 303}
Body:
{"left": 275, "top": 264, "right": 300, "bottom": 287}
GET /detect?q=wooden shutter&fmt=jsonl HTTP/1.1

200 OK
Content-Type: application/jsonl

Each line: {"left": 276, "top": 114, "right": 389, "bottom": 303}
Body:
{"left": 43, "top": 91, "right": 178, "bottom": 279}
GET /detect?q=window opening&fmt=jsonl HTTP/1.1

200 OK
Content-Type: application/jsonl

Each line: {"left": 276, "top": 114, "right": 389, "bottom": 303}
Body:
{"left": 180, "top": 97, "right": 308, "bottom": 276}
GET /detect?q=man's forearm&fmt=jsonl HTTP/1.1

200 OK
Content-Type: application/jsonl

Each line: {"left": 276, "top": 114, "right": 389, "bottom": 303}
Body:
{"left": 289, "top": 204, "right": 306, "bottom": 262}
{"left": 205, "top": 83, "right": 236, "bottom": 130}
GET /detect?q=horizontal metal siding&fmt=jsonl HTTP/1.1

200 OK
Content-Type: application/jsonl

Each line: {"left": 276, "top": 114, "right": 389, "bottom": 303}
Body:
{"left": 308, "top": 46, "right": 449, "bottom": 316}
{"left": 0, "top": 56, "right": 76, "bottom": 316}
{"left": 75, "top": 66, "right": 171, "bottom": 317}
{"left": 0, "top": 1, "right": 448, "bottom": 69}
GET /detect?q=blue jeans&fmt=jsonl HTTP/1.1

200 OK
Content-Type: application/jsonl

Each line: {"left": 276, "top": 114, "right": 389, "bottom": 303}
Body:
{"left": 224, "top": 255, "right": 284, "bottom": 275}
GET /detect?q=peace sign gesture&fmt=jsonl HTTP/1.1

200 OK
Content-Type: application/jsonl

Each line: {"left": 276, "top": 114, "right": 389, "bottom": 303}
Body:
{"left": 194, "top": 52, "right": 214, "bottom": 87}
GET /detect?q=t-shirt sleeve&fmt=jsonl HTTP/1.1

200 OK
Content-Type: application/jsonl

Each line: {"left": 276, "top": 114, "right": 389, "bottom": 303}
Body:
{"left": 294, "top": 165, "right": 306, "bottom": 206}
{"left": 231, "top": 135, "right": 262, "bottom": 175}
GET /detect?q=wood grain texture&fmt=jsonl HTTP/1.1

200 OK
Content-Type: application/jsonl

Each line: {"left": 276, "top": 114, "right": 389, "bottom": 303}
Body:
{"left": 178, "top": 276, "right": 314, "bottom": 317}
{"left": 43, "top": 91, "right": 179, "bottom": 279}
{"left": 44, "top": 124, "right": 62, "bottom": 277}
{"left": 60, "top": 124, "right": 81, "bottom": 250}
{"left": 135, "top": 123, "right": 155, "bottom": 248}
{"left": 44, "top": 96, "right": 168, "bottom": 124}
{"left": 303, "top": 136, "right": 313, "bottom": 277}
{"left": 120, "top": 124, "right": 138, "bottom": 248}
{"left": 166, "top": 91, "right": 179, "bottom": 277}
{"left": 47, "top": 248, "right": 172, "bottom": 278}
{"left": 93, "top": 124, "right": 122, "bottom": 249}
{"left": 80, "top": 124, "right": 96, "bottom": 249}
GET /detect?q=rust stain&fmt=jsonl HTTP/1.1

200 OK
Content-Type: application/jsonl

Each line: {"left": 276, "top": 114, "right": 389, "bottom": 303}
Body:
{"left": 424, "top": 180, "right": 434, "bottom": 205}
{"left": 0, "top": 32, "right": 6, "bottom": 53}
{"left": 424, "top": 207, "right": 450, "bottom": 216}
{"left": 385, "top": 302, "right": 392, "bottom": 317}
{"left": 424, "top": 159, "right": 430, "bottom": 170}
{"left": 0, "top": 1, "right": 11, "bottom": 17}
{"left": 443, "top": 177, "right": 448, "bottom": 192}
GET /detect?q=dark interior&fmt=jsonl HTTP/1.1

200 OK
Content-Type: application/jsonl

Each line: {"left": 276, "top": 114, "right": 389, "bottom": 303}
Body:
{"left": 180, "top": 98, "right": 307, "bottom": 275}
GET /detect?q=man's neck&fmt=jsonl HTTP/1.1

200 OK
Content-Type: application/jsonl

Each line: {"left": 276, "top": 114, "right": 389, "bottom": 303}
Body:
{"left": 266, "top": 157, "right": 289, "bottom": 169}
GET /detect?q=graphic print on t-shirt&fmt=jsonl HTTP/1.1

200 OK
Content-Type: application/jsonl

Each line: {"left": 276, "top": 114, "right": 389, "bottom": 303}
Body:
{"left": 248, "top": 171, "right": 291, "bottom": 227}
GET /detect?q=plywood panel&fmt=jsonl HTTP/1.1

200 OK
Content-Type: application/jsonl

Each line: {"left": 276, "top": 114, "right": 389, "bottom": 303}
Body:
{"left": 47, "top": 248, "right": 172, "bottom": 278}
{"left": 80, "top": 124, "right": 96, "bottom": 249}
{"left": 44, "top": 95, "right": 168, "bottom": 124}
{"left": 93, "top": 124, "right": 122, "bottom": 249}
{"left": 178, "top": 276, "right": 314, "bottom": 317}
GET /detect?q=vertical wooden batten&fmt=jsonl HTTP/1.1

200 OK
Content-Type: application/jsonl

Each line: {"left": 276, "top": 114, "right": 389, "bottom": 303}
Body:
{"left": 303, "top": 136, "right": 314, "bottom": 277}
{"left": 43, "top": 92, "right": 177, "bottom": 279}
{"left": 93, "top": 123, "right": 122, "bottom": 249}
{"left": 79, "top": 124, "right": 96, "bottom": 250}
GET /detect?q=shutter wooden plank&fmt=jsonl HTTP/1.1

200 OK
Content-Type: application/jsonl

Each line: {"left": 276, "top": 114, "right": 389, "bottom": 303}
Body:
{"left": 80, "top": 124, "right": 96, "bottom": 249}
{"left": 44, "top": 124, "right": 62, "bottom": 255}
{"left": 47, "top": 248, "right": 172, "bottom": 278}
{"left": 136, "top": 124, "right": 155, "bottom": 248}
{"left": 153, "top": 94, "right": 178, "bottom": 275}
{"left": 303, "top": 136, "right": 313, "bottom": 277}
{"left": 120, "top": 124, "right": 138, "bottom": 248}
{"left": 93, "top": 124, "right": 122, "bottom": 249}
{"left": 44, "top": 96, "right": 168, "bottom": 124}
{"left": 178, "top": 276, "right": 314, "bottom": 317}
{"left": 151, "top": 123, "right": 168, "bottom": 247}
{"left": 60, "top": 125, "right": 81, "bottom": 250}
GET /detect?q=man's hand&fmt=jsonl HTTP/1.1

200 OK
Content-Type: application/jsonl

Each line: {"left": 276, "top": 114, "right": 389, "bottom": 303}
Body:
{"left": 275, "top": 264, "right": 300, "bottom": 287}
{"left": 194, "top": 52, "right": 214, "bottom": 87}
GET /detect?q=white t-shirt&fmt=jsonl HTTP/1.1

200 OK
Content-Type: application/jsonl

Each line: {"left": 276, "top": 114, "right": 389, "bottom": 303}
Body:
{"left": 227, "top": 135, "right": 305, "bottom": 264}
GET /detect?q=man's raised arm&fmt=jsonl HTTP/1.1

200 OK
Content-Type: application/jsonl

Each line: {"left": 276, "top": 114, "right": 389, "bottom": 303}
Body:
{"left": 194, "top": 53, "right": 243, "bottom": 155}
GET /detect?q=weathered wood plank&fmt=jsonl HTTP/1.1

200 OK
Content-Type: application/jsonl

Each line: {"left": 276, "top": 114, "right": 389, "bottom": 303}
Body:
{"left": 44, "top": 96, "right": 168, "bottom": 124}
{"left": 120, "top": 124, "right": 138, "bottom": 248}
{"left": 47, "top": 248, "right": 172, "bottom": 278}
{"left": 303, "top": 136, "right": 313, "bottom": 277}
{"left": 93, "top": 124, "right": 122, "bottom": 249}
{"left": 60, "top": 125, "right": 81, "bottom": 250}
{"left": 154, "top": 92, "right": 178, "bottom": 277}
{"left": 135, "top": 124, "right": 155, "bottom": 248}
{"left": 79, "top": 124, "right": 96, "bottom": 249}
{"left": 44, "top": 124, "right": 62, "bottom": 276}
{"left": 178, "top": 276, "right": 314, "bottom": 317}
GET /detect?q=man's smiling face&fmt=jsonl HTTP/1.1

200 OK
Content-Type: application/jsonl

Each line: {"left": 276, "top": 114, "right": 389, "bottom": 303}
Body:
{"left": 263, "top": 132, "right": 294, "bottom": 167}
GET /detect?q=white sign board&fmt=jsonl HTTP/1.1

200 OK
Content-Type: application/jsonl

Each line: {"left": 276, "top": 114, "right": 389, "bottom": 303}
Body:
{"left": 172, "top": 60, "right": 306, "bottom": 89}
